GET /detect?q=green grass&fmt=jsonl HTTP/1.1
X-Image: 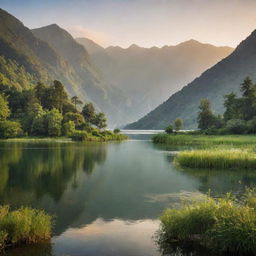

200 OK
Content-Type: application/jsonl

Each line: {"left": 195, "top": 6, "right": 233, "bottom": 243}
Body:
{"left": 0, "top": 206, "right": 52, "bottom": 249}
{"left": 159, "top": 190, "right": 256, "bottom": 255}
{"left": 176, "top": 149, "right": 256, "bottom": 169}
{"left": 153, "top": 133, "right": 256, "bottom": 147}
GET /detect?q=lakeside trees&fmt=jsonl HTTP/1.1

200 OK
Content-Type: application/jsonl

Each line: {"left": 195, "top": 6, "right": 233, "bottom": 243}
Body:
{"left": 196, "top": 77, "right": 256, "bottom": 134}
{"left": 0, "top": 80, "right": 110, "bottom": 138}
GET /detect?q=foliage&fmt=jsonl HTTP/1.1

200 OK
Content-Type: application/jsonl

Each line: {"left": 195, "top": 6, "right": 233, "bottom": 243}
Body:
{"left": 94, "top": 112, "right": 107, "bottom": 129}
{"left": 113, "top": 128, "right": 120, "bottom": 134}
{"left": 176, "top": 149, "right": 256, "bottom": 169}
{"left": 45, "top": 108, "right": 63, "bottom": 137}
{"left": 0, "top": 94, "right": 10, "bottom": 121}
{"left": 0, "top": 121, "right": 23, "bottom": 139}
{"left": 62, "top": 121, "right": 75, "bottom": 136}
{"left": 226, "top": 119, "right": 247, "bottom": 134}
{"left": 165, "top": 125, "right": 173, "bottom": 134}
{"left": 63, "top": 112, "right": 85, "bottom": 128}
{"left": 197, "top": 99, "right": 216, "bottom": 130}
{"left": 0, "top": 205, "right": 52, "bottom": 249}
{"left": 160, "top": 191, "right": 256, "bottom": 255}
{"left": 174, "top": 118, "right": 183, "bottom": 131}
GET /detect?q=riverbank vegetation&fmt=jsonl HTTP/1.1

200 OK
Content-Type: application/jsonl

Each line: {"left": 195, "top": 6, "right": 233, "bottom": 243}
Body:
{"left": 0, "top": 81, "right": 127, "bottom": 141}
{"left": 159, "top": 189, "right": 256, "bottom": 255}
{"left": 0, "top": 206, "right": 52, "bottom": 249}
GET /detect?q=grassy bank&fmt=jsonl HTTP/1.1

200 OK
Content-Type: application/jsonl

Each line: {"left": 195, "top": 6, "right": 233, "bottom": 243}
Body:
{"left": 159, "top": 190, "right": 256, "bottom": 255}
{"left": 176, "top": 149, "right": 256, "bottom": 169}
{"left": 153, "top": 133, "right": 256, "bottom": 147}
{"left": 0, "top": 206, "right": 52, "bottom": 249}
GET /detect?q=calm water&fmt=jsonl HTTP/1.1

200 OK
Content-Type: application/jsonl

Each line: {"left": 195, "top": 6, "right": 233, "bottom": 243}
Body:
{"left": 0, "top": 139, "right": 255, "bottom": 256}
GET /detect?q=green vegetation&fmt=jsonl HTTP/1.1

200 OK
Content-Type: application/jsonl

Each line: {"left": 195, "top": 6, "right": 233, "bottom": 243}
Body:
{"left": 0, "top": 80, "right": 127, "bottom": 142}
{"left": 0, "top": 206, "right": 52, "bottom": 249}
{"left": 174, "top": 118, "right": 183, "bottom": 131}
{"left": 159, "top": 190, "right": 256, "bottom": 255}
{"left": 176, "top": 149, "right": 256, "bottom": 169}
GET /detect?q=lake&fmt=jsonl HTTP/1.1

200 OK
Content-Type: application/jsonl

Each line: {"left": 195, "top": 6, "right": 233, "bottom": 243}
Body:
{"left": 0, "top": 137, "right": 254, "bottom": 256}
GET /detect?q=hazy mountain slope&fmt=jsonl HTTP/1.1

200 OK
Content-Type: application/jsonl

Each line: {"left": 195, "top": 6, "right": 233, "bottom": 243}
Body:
{"left": 32, "top": 25, "right": 132, "bottom": 127}
{"left": 77, "top": 38, "right": 233, "bottom": 125}
{"left": 126, "top": 30, "right": 256, "bottom": 129}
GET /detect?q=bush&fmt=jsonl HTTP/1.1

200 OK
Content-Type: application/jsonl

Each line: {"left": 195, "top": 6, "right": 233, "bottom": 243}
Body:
{"left": 0, "top": 120, "right": 23, "bottom": 138}
{"left": 165, "top": 125, "right": 173, "bottom": 134}
{"left": 226, "top": 119, "right": 247, "bottom": 134}
{"left": 159, "top": 192, "right": 256, "bottom": 255}
{"left": 0, "top": 206, "right": 52, "bottom": 248}
{"left": 113, "top": 128, "right": 120, "bottom": 134}
{"left": 70, "top": 130, "right": 89, "bottom": 141}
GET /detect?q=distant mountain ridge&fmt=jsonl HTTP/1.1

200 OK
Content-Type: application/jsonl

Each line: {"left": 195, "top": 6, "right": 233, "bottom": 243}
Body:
{"left": 126, "top": 30, "right": 256, "bottom": 129}
{"left": 77, "top": 37, "right": 233, "bottom": 126}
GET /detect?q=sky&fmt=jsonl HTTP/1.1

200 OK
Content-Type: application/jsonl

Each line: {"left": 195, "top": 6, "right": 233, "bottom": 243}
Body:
{"left": 1, "top": 0, "right": 256, "bottom": 48}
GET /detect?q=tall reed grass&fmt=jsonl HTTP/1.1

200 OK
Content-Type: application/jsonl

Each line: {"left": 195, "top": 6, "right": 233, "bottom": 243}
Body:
{"left": 159, "top": 190, "right": 256, "bottom": 255}
{"left": 0, "top": 206, "right": 52, "bottom": 249}
{"left": 176, "top": 149, "right": 256, "bottom": 169}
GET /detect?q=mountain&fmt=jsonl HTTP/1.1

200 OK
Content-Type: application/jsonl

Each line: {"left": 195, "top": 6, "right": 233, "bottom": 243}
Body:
{"left": 77, "top": 38, "right": 233, "bottom": 125}
{"left": 126, "top": 30, "right": 256, "bottom": 129}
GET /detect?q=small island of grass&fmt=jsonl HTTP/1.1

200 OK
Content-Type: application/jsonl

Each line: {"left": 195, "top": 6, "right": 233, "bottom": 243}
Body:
{"left": 159, "top": 189, "right": 256, "bottom": 255}
{"left": 0, "top": 206, "right": 52, "bottom": 250}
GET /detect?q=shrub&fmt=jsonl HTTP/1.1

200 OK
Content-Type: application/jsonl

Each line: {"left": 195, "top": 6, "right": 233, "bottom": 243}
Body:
{"left": 159, "top": 193, "right": 256, "bottom": 255}
{"left": 165, "top": 125, "right": 173, "bottom": 134}
{"left": 226, "top": 119, "right": 247, "bottom": 134}
{"left": 70, "top": 130, "right": 89, "bottom": 141}
{"left": 113, "top": 128, "right": 120, "bottom": 134}
{"left": 0, "top": 120, "right": 23, "bottom": 138}
{"left": 0, "top": 206, "right": 52, "bottom": 248}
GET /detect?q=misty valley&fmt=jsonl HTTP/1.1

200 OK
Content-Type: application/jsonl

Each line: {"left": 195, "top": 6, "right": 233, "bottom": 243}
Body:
{"left": 1, "top": 2, "right": 256, "bottom": 256}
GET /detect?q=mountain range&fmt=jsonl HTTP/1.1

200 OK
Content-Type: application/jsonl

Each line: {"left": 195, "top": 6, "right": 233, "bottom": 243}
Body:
{"left": 0, "top": 8, "right": 235, "bottom": 128}
{"left": 77, "top": 38, "right": 233, "bottom": 126}
{"left": 126, "top": 30, "right": 256, "bottom": 129}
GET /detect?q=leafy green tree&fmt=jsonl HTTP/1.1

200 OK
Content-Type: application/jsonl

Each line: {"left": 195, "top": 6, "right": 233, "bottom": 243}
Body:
{"left": 62, "top": 101, "right": 77, "bottom": 114}
{"left": 174, "top": 118, "right": 183, "bottom": 131}
{"left": 45, "top": 108, "right": 63, "bottom": 137}
{"left": 113, "top": 128, "right": 120, "bottom": 134}
{"left": 0, "top": 94, "right": 10, "bottom": 120}
{"left": 0, "top": 121, "right": 23, "bottom": 138}
{"left": 226, "top": 119, "right": 247, "bottom": 134}
{"left": 71, "top": 96, "right": 83, "bottom": 111}
{"left": 63, "top": 112, "right": 85, "bottom": 128}
{"left": 81, "top": 103, "right": 96, "bottom": 124}
{"left": 241, "top": 76, "right": 254, "bottom": 97}
{"left": 94, "top": 112, "right": 107, "bottom": 129}
{"left": 62, "top": 121, "right": 75, "bottom": 136}
{"left": 165, "top": 125, "right": 173, "bottom": 134}
{"left": 197, "top": 99, "right": 216, "bottom": 130}
{"left": 223, "top": 93, "right": 241, "bottom": 121}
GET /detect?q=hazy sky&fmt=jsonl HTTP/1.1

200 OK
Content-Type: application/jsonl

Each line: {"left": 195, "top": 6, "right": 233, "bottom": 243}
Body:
{"left": 1, "top": 0, "right": 256, "bottom": 48}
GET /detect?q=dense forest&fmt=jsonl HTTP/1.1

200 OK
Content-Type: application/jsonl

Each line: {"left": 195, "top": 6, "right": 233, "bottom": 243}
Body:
{"left": 0, "top": 80, "right": 125, "bottom": 140}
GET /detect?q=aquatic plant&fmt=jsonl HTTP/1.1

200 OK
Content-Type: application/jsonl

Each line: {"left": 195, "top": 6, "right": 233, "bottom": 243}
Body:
{"left": 0, "top": 206, "right": 52, "bottom": 249}
{"left": 159, "top": 190, "right": 256, "bottom": 255}
{"left": 176, "top": 149, "right": 256, "bottom": 169}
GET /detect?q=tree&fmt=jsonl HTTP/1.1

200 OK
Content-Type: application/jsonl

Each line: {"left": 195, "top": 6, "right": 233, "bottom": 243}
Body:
{"left": 223, "top": 93, "right": 241, "bottom": 121}
{"left": 45, "top": 108, "right": 63, "bottom": 137}
{"left": 63, "top": 112, "right": 85, "bottom": 128}
{"left": 62, "top": 121, "right": 75, "bottom": 136}
{"left": 113, "top": 128, "right": 120, "bottom": 134}
{"left": 241, "top": 76, "right": 254, "bottom": 97}
{"left": 81, "top": 103, "right": 96, "bottom": 125}
{"left": 0, "top": 94, "right": 10, "bottom": 121}
{"left": 0, "top": 121, "right": 23, "bottom": 138}
{"left": 94, "top": 112, "right": 107, "bottom": 129}
{"left": 174, "top": 118, "right": 183, "bottom": 131}
{"left": 197, "top": 99, "right": 216, "bottom": 130}
{"left": 71, "top": 96, "right": 83, "bottom": 111}
{"left": 165, "top": 125, "right": 173, "bottom": 134}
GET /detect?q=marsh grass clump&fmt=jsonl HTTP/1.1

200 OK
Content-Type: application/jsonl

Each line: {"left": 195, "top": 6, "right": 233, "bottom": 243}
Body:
{"left": 159, "top": 191, "right": 256, "bottom": 255}
{"left": 176, "top": 149, "right": 256, "bottom": 169}
{"left": 0, "top": 206, "right": 52, "bottom": 249}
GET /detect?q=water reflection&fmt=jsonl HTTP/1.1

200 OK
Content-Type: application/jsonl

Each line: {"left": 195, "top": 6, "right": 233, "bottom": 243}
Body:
{"left": 0, "top": 140, "right": 254, "bottom": 256}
